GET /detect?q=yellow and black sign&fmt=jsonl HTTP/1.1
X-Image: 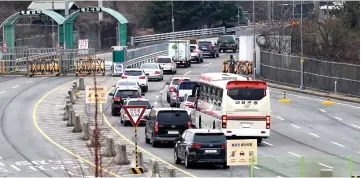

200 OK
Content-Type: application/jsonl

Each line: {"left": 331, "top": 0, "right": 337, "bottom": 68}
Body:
{"left": 129, "top": 167, "right": 144, "bottom": 174}
{"left": 75, "top": 58, "right": 105, "bottom": 76}
{"left": 29, "top": 59, "right": 60, "bottom": 76}
{"left": 85, "top": 85, "right": 107, "bottom": 104}
{"left": 227, "top": 139, "right": 257, "bottom": 166}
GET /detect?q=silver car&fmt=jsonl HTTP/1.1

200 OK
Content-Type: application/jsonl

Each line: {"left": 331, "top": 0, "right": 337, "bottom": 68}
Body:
{"left": 140, "top": 63, "right": 163, "bottom": 81}
{"left": 156, "top": 56, "right": 177, "bottom": 74}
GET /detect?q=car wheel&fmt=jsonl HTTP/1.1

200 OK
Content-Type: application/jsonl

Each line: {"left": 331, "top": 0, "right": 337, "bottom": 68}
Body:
{"left": 201, "top": 57, "right": 204, "bottom": 63}
{"left": 185, "top": 153, "right": 192, "bottom": 168}
{"left": 197, "top": 58, "right": 200, "bottom": 64}
{"left": 188, "top": 61, "right": 191, "bottom": 67}
{"left": 257, "top": 138, "right": 262, "bottom": 145}
{"left": 167, "top": 95, "right": 170, "bottom": 103}
{"left": 174, "top": 150, "right": 181, "bottom": 164}
{"left": 120, "top": 117, "right": 123, "bottom": 123}
{"left": 233, "top": 49, "right": 236, "bottom": 53}
{"left": 174, "top": 70, "right": 177, "bottom": 74}
{"left": 222, "top": 162, "right": 229, "bottom": 169}
{"left": 151, "top": 135, "right": 158, "bottom": 147}
{"left": 123, "top": 120, "right": 128, "bottom": 126}
{"left": 145, "top": 130, "right": 150, "bottom": 144}
{"left": 143, "top": 86, "right": 148, "bottom": 92}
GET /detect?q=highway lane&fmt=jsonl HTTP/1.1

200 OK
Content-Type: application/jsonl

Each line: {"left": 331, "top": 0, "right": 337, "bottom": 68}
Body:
{"left": 0, "top": 76, "right": 85, "bottom": 177}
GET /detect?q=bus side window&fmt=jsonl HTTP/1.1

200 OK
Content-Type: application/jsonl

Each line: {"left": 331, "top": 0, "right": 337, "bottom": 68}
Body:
{"left": 218, "top": 88, "right": 223, "bottom": 106}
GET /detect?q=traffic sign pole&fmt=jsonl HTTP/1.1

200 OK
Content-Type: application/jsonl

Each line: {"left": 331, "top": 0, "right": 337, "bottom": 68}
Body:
{"left": 135, "top": 125, "right": 138, "bottom": 167}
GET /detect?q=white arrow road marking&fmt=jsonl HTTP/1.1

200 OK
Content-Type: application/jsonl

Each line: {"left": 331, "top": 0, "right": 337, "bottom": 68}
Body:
{"left": 184, "top": 71, "right": 191, "bottom": 75}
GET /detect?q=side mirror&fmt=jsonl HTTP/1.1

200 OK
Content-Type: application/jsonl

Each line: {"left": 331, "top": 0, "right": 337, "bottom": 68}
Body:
{"left": 166, "top": 81, "right": 170, "bottom": 85}
{"left": 108, "top": 93, "right": 114, "bottom": 96}
{"left": 141, "top": 93, "right": 145, "bottom": 96}
{"left": 152, "top": 105, "right": 155, "bottom": 108}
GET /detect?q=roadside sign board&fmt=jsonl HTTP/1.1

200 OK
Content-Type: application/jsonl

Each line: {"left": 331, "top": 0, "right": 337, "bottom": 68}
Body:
{"left": 290, "top": 19, "right": 297, "bottom": 25}
{"left": 85, "top": 85, "right": 107, "bottom": 104}
{"left": 227, "top": 139, "right": 257, "bottom": 166}
{"left": 78, "top": 39, "right": 89, "bottom": 54}
{"left": 123, "top": 105, "right": 147, "bottom": 127}
{"left": 113, "top": 62, "right": 124, "bottom": 76}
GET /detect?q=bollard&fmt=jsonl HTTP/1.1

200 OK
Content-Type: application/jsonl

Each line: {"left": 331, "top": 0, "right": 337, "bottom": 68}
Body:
{"left": 63, "top": 104, "right": 71, "bottom": 121}
{"left": 73, "top": 82, "right": 80, "bottom": 97}
{"left": 68, "top": 90, "right": 75, "bottom": 104}
{"left": 72, "top": 84, "right": 79, "bottom": 99}
{"left": 130, "top": 150, "right": 145, "bottom": 168}
{"left": 114, "top": 144, "right": 130, "bottom": 165}
{"left": 320, "top": 169, "right": 333, "bottom": 177}
{"left": 164, "top": 166, "right": 176, "bottom": 177}
{"left": 80, "top": 121, "right": 90, "bottom": 140}
{"left": 66, "top": 109, "right": 75, "bottom": 127}
{"left": 78, "top": 78, "right": 85, "bottom": 90}
{"left": 104, "top": 137, "right": 116, "bottom": 157}
{"left": 146, "top": 159, "right": 160, "bottom": 178}
{"left": 334, "top": 81, "right": 337, "bottom": 94}
{"left": 63, "top": 98, "right": 70, "bottom": 110}
{"left": 87, "top": 128, "right": 96, "bottom": 147}
{"left": 322, "top": 93, "right": 335, "bottom": 105}
{"left": 278, "top": 91, "right": 291, "bottom": 103}
{"left": 72, "top": 114, "right": 82, "bottom": 133}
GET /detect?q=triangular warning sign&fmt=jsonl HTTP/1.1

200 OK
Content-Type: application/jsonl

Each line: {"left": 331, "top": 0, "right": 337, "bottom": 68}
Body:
{"left": 123, "top": 105, "right": 147, "bottom": 127}
{"left": 290, "top": 19, "right": 297, "bottom": 25}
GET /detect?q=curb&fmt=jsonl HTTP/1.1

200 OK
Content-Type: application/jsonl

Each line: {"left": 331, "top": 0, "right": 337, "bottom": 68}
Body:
{"left": 266, "top": 82, "right": 360, "bottom": 104}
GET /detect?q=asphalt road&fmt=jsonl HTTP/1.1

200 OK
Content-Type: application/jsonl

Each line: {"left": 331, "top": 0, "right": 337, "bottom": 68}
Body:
{"left": 102, "top": 51, "right": 360, "bottom": 177}
{"left": 0, "top": 76, "right": 82, "bottom": 177}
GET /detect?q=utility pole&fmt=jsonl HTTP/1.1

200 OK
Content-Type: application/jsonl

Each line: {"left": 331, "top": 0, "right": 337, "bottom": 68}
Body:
{"left": 171, "top": 0, "right": 175, "bottom": 39}
{"left": 98, "top": 0, "right": 103, "bottom": 50}
{"left": 64, "top": 0, "right": 69, "bottom": 49}
{"left": 252, "top": 0, "right": 256, "bottom": 80}
{"left": 300, "top": 0, "right": 305, "bottom": 89}
{"left": 51, "top": 1, "right": 55, "bottom": 48}
{"left": 292, "top": 0, "right": 295, "bottom": 19}
{"left": 237, "top": 1, "right": 240, "bottom": 26}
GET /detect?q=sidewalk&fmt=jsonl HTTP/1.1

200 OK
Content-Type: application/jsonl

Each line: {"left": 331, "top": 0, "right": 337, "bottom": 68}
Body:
{"left": 35, "top": 76, "right": 189, "bottom": 177}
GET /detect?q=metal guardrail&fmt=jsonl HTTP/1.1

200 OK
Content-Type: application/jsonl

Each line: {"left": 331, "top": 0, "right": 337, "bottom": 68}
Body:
{"left": 130, "top": 27, "right": 225, "bottom": 46}
{"left": 125, "top": 50, "right": 167, "bottom": 69}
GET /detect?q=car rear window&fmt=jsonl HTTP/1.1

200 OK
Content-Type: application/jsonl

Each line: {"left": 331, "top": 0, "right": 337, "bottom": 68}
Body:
{"left": 189, "top": 39, "right": 197, "bottom": 44}
{"left": 179, "top": 82, "right": 197, "bottom": 90}
{"left": 115, "top": 90, "right": 140, "bottom": 98}
{"left": 141, "top": 64, "right": 158, "bottom": 69}
{"left": 157, "top": 58, "right": 171, "bottom": 63}
{"left": 198, "top": 42, "right": 212, "bottom": 47}
{"left": 218, "top": 36, "right": 235, "bottom": 42}
{"left": 128, "top": 101, "right": 152, "bottom": 109}
{"left": 157, "top": 111, "right": 189, "bottom": 124}
{"left": 190, "top": 46, "right": 196, "bottom": 52}
{"left": 172, "top": 79, "right": 190, "bottom": 85}
{"left": 227, "top": 88, "right": 266, "bottom": 100}
{"left": 124, "top": 70, "right": 143, "bottom": 76}
{"left": 193, "top": 133, "right": 226, "bottom": 143}
{"left": 117, "top": 81, "right": 137, "bottom": 86}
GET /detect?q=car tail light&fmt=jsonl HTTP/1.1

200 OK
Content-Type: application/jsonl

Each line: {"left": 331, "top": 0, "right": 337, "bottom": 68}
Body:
{"left": 121, "top": 76, "right": 127, "bottom": 79}
{"left": 154, "top": 71, "right": 160, "bottom": 74}
{"left": 155, "top": 122, "right": 159, "bottom": 133}
{"left": 191, "top": 143, "right": 201, "bottom": 148}
{"left": 195, "top": 49, "right": 199, "bottom": 53}
{"left": 221, "top": 143, "right": 226, "bottom": 148}
{"left": 222, "top": 115, "right": 227, "bottom": 128}
{"left": 169, "top": 86, "right": 175, "bottom": 92}
{"left": 188, "top": 121, "right": 191, "bottom": 128}
{"left": 114, "top": 97, "right": 121, "bottom": 101}
{"left": 266, "top": 116, "right": 270, "bottom": 129}
{"left": 139, "top": 76, "right": 145, "bottom": 79}
{"left": 210, "top": 45, "right": 214, "bottom": 49}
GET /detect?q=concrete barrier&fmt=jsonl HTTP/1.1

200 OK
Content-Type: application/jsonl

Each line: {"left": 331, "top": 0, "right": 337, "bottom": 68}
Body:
{"left": 78, "top": 78, "right": 85, "bottom": 90}
{"left": 320, "top": 169, "right": 333, "bottom": 177}
{"left": 80, "top": 121, "right": 90, "bottom": 140}
{"left": 63, "top": 103, "right": 70, "bottom": 121}
{"left": 73, "top": 82, "right": 80, "bottom": 96}
{"left": 114, "top": 144, "right": 130, "bottom": 165}
{"left": 146, "top": 159, "right": 160, "bottom": 178}
{"left": 63, "top": 98, "right": 70, "bottom": 110}
{"left": 72, "top": 114, "right": 82, "bottom": 133}
{"left": 164, "top": 166, "right": 176, "bottom": 177}
{"left": 68, "top": 90, "right": 75, "bottom": 104}
{"left": 87, "top": 128, "right": 100, "bottom": 147}
{"left": 103, "top": 136, "right": 116, "bottom": 157}
{"left": 130, "top": 150, "right": 145, "bottom": 169}
{"left": 72, "top": 84, "right": 79, "bottom": 99}
{"left": 66, "top": 109, "right": 75, "bottom": 127}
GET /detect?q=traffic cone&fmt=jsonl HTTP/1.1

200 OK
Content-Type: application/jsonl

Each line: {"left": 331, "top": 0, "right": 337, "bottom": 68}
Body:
{"left": 278, "top": 91, "right": 291, "bottom": 103}
{"left": 322, "top": 93, "right": 335, "bottom": 105}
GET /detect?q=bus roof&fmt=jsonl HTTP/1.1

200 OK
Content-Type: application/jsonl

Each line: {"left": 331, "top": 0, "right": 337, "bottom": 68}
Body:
{"left": 199, "top": 73, "right": 266, "bottom": 89}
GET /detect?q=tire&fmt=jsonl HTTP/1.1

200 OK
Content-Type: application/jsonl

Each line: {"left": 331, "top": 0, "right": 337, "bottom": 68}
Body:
{"left": 212, "top": 53, "right": 216, "bottom": 58}
{"left": 184, "top": 62, "right": 189, "bottom": 68}
{"left": 174, "top": 70, "right": 177, "bottom": 74}
{"left": 174, "top": 150, "right": 181, "bottom": 164}
{"left": 145, "top": 130, "right": 150, "bottom": 144}
{"left": 123, "top": 120, "right": 128, "bottom": 126}
{"left": 120, "top": 118, "right": 123, "bottom": 124}
{"left": 233, "top": 49, "right": 236, "bottom": 53}
{"left": 143, "top": 86, "right": 148, "bottom": 92}
{"left": 201, "top": 57, "right": 204, "bottom": 63}
{"left": 184, "top": 153, "right": 192, "bottom": 168}
{"left": 257, "top": 138, "right": 262, "bottom": 145}
{"left": 222, "top": 162, "right": 230, "bottom": 169}
{"left": 188, "top": 61, "right": 191, "bottom": 67}
{"left": 159, "top": 76, "right": 163, "bottom": 81}
{"left": 197, "top": 58, "right": 200, "bottom": 64}
{"left": 111, "top": 110, "right": 116, "bottom": 116}
{"left": 167, "top": 95, "right": 170, "bottom": 103}
{"left": 151, "top": 135, "right": 158, "bottom": 147}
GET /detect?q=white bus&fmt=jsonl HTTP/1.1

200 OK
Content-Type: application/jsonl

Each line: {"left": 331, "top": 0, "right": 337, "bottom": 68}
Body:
{"left": 191, "top": 72, "right": 271, "bottom": 144}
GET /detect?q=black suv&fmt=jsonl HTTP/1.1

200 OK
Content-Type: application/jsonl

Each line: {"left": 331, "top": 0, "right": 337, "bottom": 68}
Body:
{"left": 174, "top": 129, "right": 228, "bottom": 169}
{"left": 198, "top": 41, "right": 219, "bottom": 58}
{"left": 145, "top": 108, "right": 190, "bottom": 147}
{"left": 108, "top": 88, "right": 145, "bottom": 116}
{"left": 217, "top": 35, "right": 238, "bottom": 53}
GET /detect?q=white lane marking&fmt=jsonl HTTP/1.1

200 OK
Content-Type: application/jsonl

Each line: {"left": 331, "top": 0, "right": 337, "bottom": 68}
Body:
{"left": 291, "top": 124, "right": 300, "bottom": 129}
{"left": 26, "top": 80, "right": 33, "bottom": 83}
{"left": 154, "top": 102, "right": 157, "bottom": 105}
{"left": 318, "top": 163, "right": 333, "bottom": 169}
{"left": 0, "top": 162, "right": 4, "bottom": 166}
{"left": 276, "top": 116, "right": 284, "bottom": 120}
{"left": 351, "top": 124, "right": 360, "bottom": 129}
{"left": 331, "top": 142, "right": 346, "bottom": 148}
{"left": 270, "top": 90, "right": 360, "bottom": 109}
{"left": 184, "top": 71, "right": 191, "bottom": 75}
{"left": 319, "top": 109, "right": 326, "bottom": 113}
{"left": 263, "top": 141, "right": 274, "bottom": 147}
{"left": 0, "top": 91, "right": 6, "bottom": 94}
{"left": 288, "top": 152, "right": 301, "bottom": 157}
{"left": 252, "top": 166, "right": 260, "bottom": 170}
{"left": 159, "top": 90, "right": 163, "bottom": 93}
{"left": 334, "top": 116, "right": 343, "bottom": 121}
{"left": 202, "top": 63, "right": 212, "bottom": 66}
{"left": 277, "top": 176, "right": 283, "bottom": 178}
{"left": 156, "top": 95, "right": 159, "bottom": 99}
{"left": 309, "top": 133, "right": 320, "bottom": 138}
{"left": 0, "top": 156, "right": 2, "bottom": 159}
{"left": 10, "top": 164, "right": 21, "bottom": 171}
{"left": 42, "top": 77, "right": 46, "bottom": 78}
{"left": 12, "top": 85, "right": 19, "bottom": 88}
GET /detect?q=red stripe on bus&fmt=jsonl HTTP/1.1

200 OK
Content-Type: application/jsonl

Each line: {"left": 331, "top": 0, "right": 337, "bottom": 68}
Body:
{"left": 226, "top": 115, "right": 267, "bottom": 119}
{"left": 226, "top": 81, "right": 267, "bottom": 89}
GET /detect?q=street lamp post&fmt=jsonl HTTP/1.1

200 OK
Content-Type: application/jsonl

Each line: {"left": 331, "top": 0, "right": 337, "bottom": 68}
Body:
{"left": 171, "top": 0, "right": 175, "bottom": 39}
{"left": 300, "top": 0, "right": 305, "bottom": 89}
{"left": 51, "top": 1, "right": 55, "bottom": 48}
{"left": 252, "top": 0, "right": 256, "bottom": 80}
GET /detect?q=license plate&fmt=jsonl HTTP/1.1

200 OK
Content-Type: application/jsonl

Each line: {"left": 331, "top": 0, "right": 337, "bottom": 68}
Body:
{"left": 202, "top": 47, "right": 207, "bottom": 50}
{"left": 242, "top": 123, "right": 251, "bottom": 128}
{"left": 205, "top": 150, "right": 217, "bottom": 153}
{"left": 168, "top": 131, "right": 179, "bottom": 134}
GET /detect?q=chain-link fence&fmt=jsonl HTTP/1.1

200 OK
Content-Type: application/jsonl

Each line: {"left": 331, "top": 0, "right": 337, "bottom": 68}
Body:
{"left": 260, "top": 51, "right": 360, "bottom": 97}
